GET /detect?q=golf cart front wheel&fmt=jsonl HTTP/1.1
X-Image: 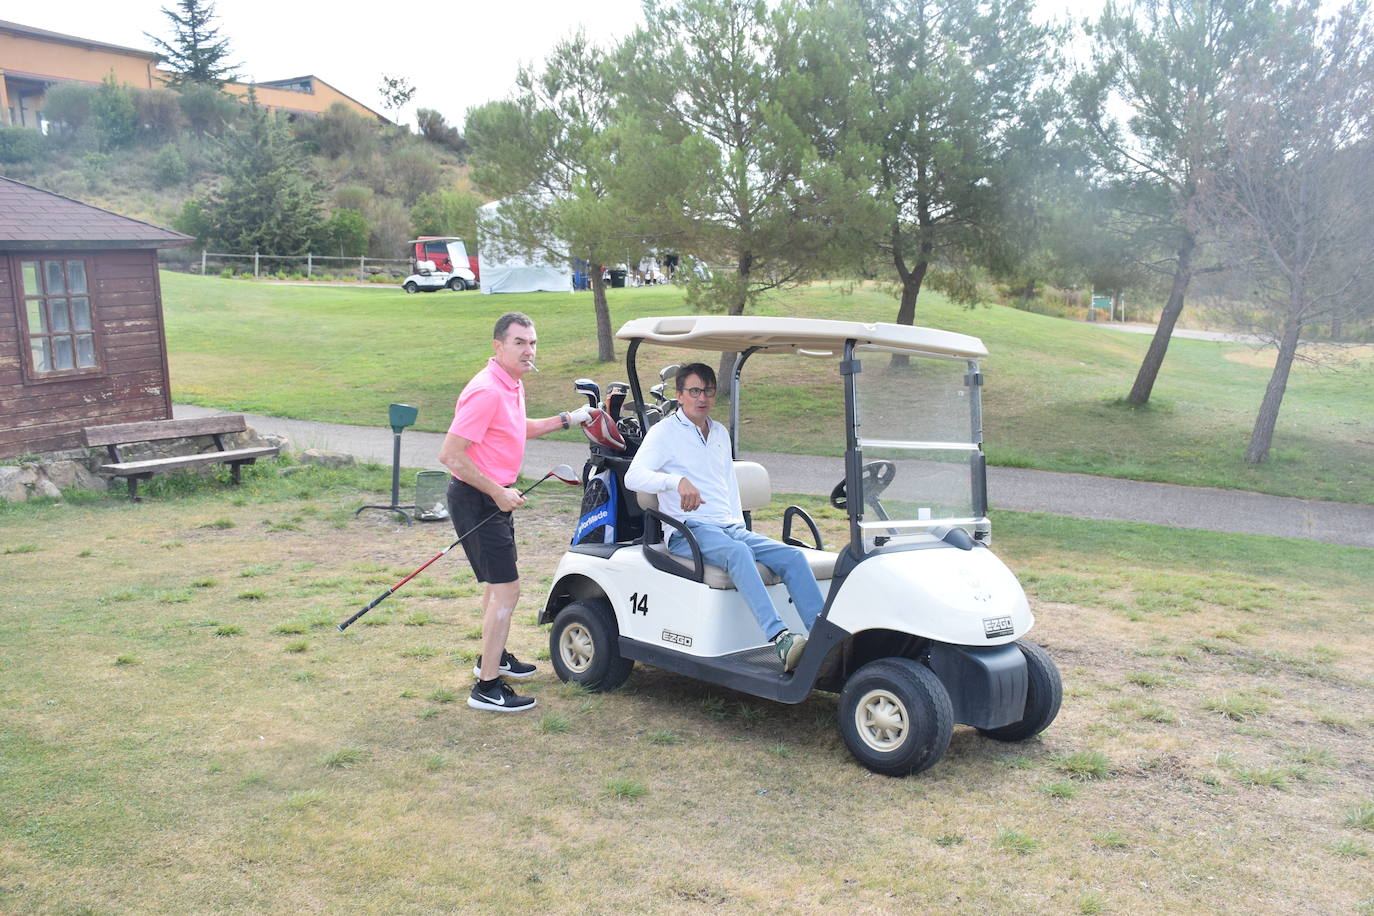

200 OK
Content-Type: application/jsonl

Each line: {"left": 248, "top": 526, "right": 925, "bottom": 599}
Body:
{"left": 447, "top": 277, "right": 467, "bottom": 291}
{"left": 403, "top": 281, "right": 419, "bottom": 294}
{"left": 978, "top": 640, "right": 1062, "bottom": 742}
{"left": 549, "top": 598, "right": 632, "bottom": 692}
{"left": 838, "top": 658, "right": 953, "bottom": 776}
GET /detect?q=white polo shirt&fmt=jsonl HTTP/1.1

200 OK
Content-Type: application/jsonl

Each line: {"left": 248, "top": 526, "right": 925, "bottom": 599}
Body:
{"left": 625, "top": 409, "right": 743, "bottom": 526}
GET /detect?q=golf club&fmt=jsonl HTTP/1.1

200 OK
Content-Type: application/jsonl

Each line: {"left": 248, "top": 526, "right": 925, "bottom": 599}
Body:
{"left": 573, "top": 378, "right": 601, "bottom": 409}
{"left": 337, "top": 464, "right": 582, "bottom": 631}
{"left": 606, "top": 382, "right": 629, "bottom": 422}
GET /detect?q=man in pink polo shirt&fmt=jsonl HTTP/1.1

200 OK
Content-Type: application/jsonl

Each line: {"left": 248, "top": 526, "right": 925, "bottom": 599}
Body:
{"left": 439, "top": 312, "right": 592, "bottom": 712}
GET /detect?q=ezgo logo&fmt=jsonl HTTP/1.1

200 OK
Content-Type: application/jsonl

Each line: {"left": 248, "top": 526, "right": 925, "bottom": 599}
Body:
{"left": 661, "top": 629, "right": 693, "bottom": 647}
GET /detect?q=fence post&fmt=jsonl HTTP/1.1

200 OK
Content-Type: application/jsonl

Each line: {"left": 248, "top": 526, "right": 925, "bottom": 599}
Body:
{"left": 254, "top": 252, "right": 260, "bottom": 278}
{"left": 307, "top": 252, "right": 312, "bottom": 278}
{"left": 201, "top": 249, "right": 207, "bottom": 275}
{"left": 358, "top": 256, "right": 365, "bottom": 282}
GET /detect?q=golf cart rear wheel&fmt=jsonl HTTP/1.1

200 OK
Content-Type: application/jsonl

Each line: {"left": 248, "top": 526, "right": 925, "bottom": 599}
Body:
{"left": 403, "top": 281, "right": 419, "bottom": 293}
{"left": 549, "top": 598, "right": 632, "bottom": 692}
{"left": 978, "top": 640, "right": 1062, "bottom": 742}
{"left": 839, "top": 658, "right": 953, "bottom": 776}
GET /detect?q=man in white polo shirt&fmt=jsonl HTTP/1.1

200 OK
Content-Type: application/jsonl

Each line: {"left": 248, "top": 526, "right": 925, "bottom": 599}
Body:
{"left": 626, "top": 362, "right": 823, "bottom": 672}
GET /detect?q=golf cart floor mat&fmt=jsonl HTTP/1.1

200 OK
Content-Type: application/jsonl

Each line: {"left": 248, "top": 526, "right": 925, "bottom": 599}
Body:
{"left": 621, "top": 639, "right": 803, "bottom": 701}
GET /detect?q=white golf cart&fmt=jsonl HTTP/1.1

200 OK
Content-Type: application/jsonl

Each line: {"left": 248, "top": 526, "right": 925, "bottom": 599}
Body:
{"left": 541, "top": 316, "right": 1061, "bottom": 775}
{"left": 401, "top": 259, "right": 476, "bottom": 294}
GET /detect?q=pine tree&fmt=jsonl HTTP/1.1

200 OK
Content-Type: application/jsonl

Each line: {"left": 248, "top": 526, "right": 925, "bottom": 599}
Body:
{"left": 145, "top": 0, "right": 240, "bottom": 89}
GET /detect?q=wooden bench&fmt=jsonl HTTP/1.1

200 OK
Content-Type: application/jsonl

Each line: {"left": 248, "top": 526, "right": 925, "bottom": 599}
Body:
{"left": 82, "top": 415, "right": 280, "bottom": 501}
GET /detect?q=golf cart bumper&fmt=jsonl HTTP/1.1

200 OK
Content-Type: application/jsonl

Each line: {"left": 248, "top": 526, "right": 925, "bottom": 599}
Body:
{"left": 928, "top": 642, "right": 1027, "bottom": 729}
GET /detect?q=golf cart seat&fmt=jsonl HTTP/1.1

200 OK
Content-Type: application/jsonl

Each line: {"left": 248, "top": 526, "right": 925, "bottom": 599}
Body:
{"left": 637, "top": 460, "right": 837, "bottom": 586}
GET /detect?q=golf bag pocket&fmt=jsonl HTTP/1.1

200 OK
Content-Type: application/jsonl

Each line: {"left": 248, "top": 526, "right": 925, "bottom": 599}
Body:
{"left": 573, "top": 460, "right": 619, "bottom": 544}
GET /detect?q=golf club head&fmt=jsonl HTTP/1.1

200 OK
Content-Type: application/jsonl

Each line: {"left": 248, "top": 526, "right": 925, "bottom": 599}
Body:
{"left": 659, "top": 364, "right": 680, "bottom": 383}
{"left": 549, "top": 463, "right": 581, "bottom": 485}
{"left": 606, "top": 382, "right": 629, "bottom": 422}
{"left": 649, "top": 382, "right": 666, "bottom": 403}
{"left": 573, "top": 378, "right": 601, "bottom": 408}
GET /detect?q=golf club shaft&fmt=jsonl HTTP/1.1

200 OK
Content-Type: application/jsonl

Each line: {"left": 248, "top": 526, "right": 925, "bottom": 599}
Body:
{"left": 337, "top": 472, "right": 555, "bottom": 631}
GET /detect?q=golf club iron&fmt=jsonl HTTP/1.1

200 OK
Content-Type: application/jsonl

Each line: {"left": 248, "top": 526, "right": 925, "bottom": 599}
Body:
{"left": 337, "top": 465, "right": 581, "bottom": 631}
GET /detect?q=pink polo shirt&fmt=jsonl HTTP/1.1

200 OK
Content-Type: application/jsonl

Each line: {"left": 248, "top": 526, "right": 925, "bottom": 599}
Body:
{"left": 448, "top": 357, "right": 526, "bottom": 486}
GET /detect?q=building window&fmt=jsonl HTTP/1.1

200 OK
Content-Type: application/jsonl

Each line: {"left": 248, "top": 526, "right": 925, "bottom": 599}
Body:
{"left": 18, "top": 258, "right": 101, "bottom": 378}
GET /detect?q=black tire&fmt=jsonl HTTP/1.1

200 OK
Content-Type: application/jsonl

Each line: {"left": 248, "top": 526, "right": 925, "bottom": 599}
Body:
{"left": 549, "top": 598, "right": 633, "bottom": 692}
{"left": 978, "top": 640, "right": 1062, "bottom": 742}
{"left": 838, "top": 657, "right": 953, "bottom": 776}
{"left": 447, "top": 276, "right": 467, "bottom": 291}
{"left": 403, "top": 281, "right": 419, "bottom": 294}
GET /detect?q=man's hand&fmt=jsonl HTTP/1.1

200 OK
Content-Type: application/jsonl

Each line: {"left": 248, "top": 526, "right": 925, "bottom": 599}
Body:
{"left": 494, "top": 486, "right": 526, "bottom": 513}
{"left": 567, "top": 405, "right": 596, "bottom": 426}
{"left": 678, "top": 477, "right": 705, "bottom": 512}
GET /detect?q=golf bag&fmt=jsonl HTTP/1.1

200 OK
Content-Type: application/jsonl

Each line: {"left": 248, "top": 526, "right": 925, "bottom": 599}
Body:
{"left": 572, "top": 449, "right": 643, "bottom": 545}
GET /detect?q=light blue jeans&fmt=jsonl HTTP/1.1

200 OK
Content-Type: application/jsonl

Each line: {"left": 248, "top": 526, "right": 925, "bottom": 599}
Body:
{"left": 669, "top": 520, "right": 824, "bottom": 641}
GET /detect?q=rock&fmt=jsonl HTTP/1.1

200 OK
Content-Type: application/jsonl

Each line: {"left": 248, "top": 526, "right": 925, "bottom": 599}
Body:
{"left": 0, "top": 466, "right": 36, "bottom": 502}
{"left": 300, "top": 448, "right": 354, "bottom": 468}
{"left": 259, "top": 433, "right": 291, "bottom": 453}
{"left": 33, "top": 477, "right": 62, "bottom": 499}
{"left": 43, "top": 460, "right": 107, "bottom": 492}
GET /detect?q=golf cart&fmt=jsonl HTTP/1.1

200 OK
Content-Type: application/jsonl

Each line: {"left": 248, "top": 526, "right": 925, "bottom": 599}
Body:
{"left": 541, "top": 316, "right": 1061, "bottom": 776}
{"left": 401, "top": 259, "right": 476, "bottom": 294}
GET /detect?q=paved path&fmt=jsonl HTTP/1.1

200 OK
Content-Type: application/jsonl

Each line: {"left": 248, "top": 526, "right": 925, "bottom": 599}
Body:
{"left": 175, "top": 405, "right": 1374, "bottom": 549}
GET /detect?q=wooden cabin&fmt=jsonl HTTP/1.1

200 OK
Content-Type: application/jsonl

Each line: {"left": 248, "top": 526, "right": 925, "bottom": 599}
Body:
{"left": 0, "top": 176, "right": 192, "bottom": 458}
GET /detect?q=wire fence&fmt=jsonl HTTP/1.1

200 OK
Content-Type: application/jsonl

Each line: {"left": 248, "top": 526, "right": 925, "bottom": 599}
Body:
{"left": 158, "top": 249, "right": 413, "bottom": 282}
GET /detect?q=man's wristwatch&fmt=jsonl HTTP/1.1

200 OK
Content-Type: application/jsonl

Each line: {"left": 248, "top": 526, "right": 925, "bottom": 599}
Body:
{"left": 559, "top": 411, "right": 570, "bottom": 430}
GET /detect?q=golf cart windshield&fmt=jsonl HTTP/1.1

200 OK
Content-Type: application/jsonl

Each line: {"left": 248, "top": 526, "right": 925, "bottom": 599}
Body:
{"left": 853, "top": 346, "right": 986, "bottom": 547}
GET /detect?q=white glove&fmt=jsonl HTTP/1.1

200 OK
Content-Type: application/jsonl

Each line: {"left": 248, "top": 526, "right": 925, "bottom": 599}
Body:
{"left": 567, "top": 405, "right": 597, "bottom": 426}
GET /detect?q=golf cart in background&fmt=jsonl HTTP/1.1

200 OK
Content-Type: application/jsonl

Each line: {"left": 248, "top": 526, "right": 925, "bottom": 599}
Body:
{"left": 401, "top": 237, "right": 478, "bottom": 293}
{"left": 541, "top": 316, "right": 1062, "bottom": 776}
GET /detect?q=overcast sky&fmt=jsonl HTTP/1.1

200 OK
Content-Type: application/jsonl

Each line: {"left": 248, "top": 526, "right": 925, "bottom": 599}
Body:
{"left": 1, "top": 0, "right": 1107, "bottom": 128}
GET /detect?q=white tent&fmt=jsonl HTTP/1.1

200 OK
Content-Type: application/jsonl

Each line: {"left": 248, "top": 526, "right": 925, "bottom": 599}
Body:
{"left": 476, "top": 199, "right": 574, "bottom": 294}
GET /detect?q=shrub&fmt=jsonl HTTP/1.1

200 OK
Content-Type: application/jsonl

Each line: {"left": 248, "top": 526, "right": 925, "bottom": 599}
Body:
{"left": 137, "top": 89, "right": 185, "bottom": 142}
{"left": 0, "top": 127, "right": 44, "bottom": 163}
{"left": 151, "top": 144, "right": 189, "bottom": 188}
{"left": 416, "top": 107, "right": 470, "bottom": 159}
{"left": 178, "top": 83, "right": 240, "bottom": 135}
{"left": 42, "top": 83, "right": 96, "bottom": 136}
{"left": 386, "top": 145, "right": 441, "bottom": 204}
{"left": 92, "top": 75, "right": 138, "bottom": 149}
{"left": 366, "top": 197, "right": 412, "bottom": 258}
{"left": 333, "top": 185, "right": 374, "bottom": 213}
{"left": 295, "top": 101, "right": 377, "bottom": 159}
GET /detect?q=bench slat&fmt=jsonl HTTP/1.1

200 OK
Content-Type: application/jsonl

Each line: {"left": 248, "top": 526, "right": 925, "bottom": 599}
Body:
{"left": 83, "top": 415, "right": 248, "bottom": 447}
{"left": 99, "top": 446, "right": 279, "bottom": 476}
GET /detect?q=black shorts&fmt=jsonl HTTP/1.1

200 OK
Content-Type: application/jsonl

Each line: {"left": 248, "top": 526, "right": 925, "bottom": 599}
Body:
{"left": 447, "top": 477, "right": 518, "bottom": 584}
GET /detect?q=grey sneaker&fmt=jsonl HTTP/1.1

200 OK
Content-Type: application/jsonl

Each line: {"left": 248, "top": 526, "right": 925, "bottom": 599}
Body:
{"left": 773, "top": 630, "right": 807, "bottom": 672}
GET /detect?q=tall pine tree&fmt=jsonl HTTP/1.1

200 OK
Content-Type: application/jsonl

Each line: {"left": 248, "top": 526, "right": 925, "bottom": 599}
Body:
{"left": 146, "top": 0, "right": 239, "bottom": 89}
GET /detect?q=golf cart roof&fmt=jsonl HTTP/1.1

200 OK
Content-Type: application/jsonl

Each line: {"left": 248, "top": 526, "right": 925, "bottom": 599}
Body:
{"left": 615, "top": 315, "right": 987, "bottom": 359}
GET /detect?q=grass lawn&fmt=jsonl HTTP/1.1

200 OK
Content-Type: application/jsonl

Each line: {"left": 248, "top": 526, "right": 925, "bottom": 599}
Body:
{"left": 2, "top": 468, "right": 1372, "bottom": 913}
{"left": 160, "top": 274, "right": 1374, "bottom": 503}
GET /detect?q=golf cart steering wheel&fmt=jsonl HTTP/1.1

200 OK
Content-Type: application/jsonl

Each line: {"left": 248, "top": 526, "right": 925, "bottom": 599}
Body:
{"left": 830, "top": 460, "right": 897, "bottom": 510}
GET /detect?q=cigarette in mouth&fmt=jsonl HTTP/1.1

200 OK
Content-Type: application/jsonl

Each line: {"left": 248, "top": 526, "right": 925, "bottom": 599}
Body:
{"left": 527, "top": 362, "right": 539, "bottom": 372}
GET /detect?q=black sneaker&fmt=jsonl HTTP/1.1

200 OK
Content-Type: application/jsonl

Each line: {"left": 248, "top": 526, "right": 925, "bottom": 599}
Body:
{"left": 467, "top": 680, "right": 537, "bottom": 713}
{"left": 472, "top": 651, "right": 537, "bottom": 680}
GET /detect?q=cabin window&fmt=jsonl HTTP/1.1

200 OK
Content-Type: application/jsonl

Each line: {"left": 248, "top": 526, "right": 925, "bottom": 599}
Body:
{"left": 18, "top": 258, "right": 101, "bottom": 379}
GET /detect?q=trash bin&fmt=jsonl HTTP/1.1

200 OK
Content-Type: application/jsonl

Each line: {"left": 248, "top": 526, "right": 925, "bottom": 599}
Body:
{"left": 414, "top": 470, "right": 450, "bottom": 521}
{"left": 609, "top": 269, "right": 627, "bottom": 288}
